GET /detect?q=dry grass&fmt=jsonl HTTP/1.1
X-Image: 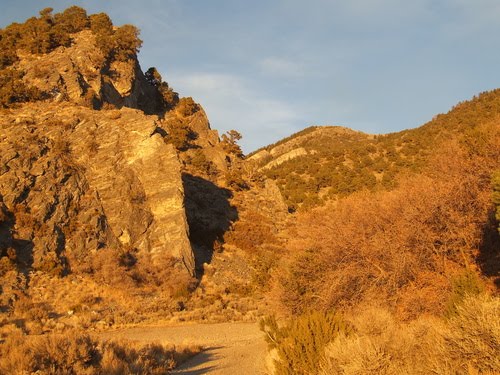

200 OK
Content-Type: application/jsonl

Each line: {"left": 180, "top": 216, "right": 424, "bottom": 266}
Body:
{"left": 4, "top": 270, "right": 185, "bottom": 334}
{"left": 320, "top": 308, "right": 445, "bottom": 374}
{"left": 444, "top": 294, "right": 500, "bottom": 373}
{"left": 320, "top": 294, "right": 500, "bottom": 375}
{"left": 0, "top": 329, "right": 201, "bottom": 374}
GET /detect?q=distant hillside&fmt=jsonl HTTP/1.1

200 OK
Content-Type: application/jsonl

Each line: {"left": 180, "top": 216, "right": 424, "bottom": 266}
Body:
{"left": 251, "top": 89, "right": 500, "bottom": 211}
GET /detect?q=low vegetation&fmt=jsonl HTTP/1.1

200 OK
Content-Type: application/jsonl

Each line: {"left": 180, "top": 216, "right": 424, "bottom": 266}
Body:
{"left": 259, "top": 294, "right": 499, "bottom": 375}
{"left": 254, "top": 97, "right": 500, "bottom": 373}
{"left": 260, "top": 311, "right": 352, "bottom": 375}
{"left": 320, "top": 294, "right": 499, "bottom": 375}
{"left": 273, "top": 122, "right": 499, "bottom": 318}
{"left": 0, "top": 329, "right": 200, "bottom": 374}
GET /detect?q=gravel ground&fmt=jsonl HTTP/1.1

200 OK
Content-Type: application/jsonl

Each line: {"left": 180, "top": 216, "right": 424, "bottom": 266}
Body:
{"left": 101, "top": 322, "right": 267, "bottom": 374}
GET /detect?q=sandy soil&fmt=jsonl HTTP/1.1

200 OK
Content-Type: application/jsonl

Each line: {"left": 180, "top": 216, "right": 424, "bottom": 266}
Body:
{"left": 101, "top": 322, "right": 267, "bottom": 374}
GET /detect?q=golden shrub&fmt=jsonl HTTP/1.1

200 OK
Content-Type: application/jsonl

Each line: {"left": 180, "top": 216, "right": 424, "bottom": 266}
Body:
{"left": 0, "top": 330, "right": 200, "bottom": 374}
{"left": 320, "top": 295, "right": 500, "bottom": 374}
{"left": 260, "top": 311, "right": 352, "bottom": 375}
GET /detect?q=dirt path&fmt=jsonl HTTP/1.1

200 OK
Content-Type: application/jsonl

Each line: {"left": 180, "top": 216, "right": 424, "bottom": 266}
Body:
{"left": 101, "top": 322, "right": 267, "bottom": 374}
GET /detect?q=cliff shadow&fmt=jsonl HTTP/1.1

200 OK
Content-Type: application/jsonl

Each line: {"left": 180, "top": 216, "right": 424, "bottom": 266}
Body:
{"left": 0, "top": 207, "right": 34, "bottom": 312}
{"left": 0, "top": 205, "right": 34, "bottom": 276}
{"left": 11, "top": 239, "right": 34, "bottom": 276}
{"left": 182, "top": 173, "right": 238, "bottom": 278}
{"left": 477, "top": 209, "right": 500, "bottom": 287}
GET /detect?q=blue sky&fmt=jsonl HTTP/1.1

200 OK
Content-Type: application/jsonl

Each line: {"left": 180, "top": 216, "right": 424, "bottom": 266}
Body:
{"left": 2, "top": 1, "right": 500, "bottom": 153}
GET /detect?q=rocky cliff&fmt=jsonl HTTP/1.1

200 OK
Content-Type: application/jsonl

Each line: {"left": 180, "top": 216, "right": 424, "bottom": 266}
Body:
{"left": 0, "top": 102, "right": 195, "bottom": 276}
{"left": 16, "top": 30, "right": 163, "bottom": 113}
{"left": 0, "top": 6, "right": 286, "bottom": 333}
{"left": 0, "top": 10, "right": 204, "bottom": 279}
{"left": 0, "top": 7, "right": 284, "bottom": 324}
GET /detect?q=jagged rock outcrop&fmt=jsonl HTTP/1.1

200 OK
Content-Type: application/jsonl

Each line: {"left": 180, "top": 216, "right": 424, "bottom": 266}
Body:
{"left": 0, "top": 12, "right": 242, "bottom": 282}
{"left": 180, "top": 107, "right": 220, "bottom": 148}
{"left": 0, "top": 102, "right": 195, "bottom": 275}
{"left": 162, "top": 104, "right": 229, "bottom": 175}
{"left": 258, "top": 179, "right": 289, "bottom": 218}
{"left": 16, "top": 30, "right": 163, "bottom": 113}
{"left": 0, "top": 6, "right": 263, "bottom": 325}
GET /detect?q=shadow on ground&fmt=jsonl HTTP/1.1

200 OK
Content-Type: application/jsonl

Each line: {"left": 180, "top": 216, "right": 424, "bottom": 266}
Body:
{"left": 172, "top": 347, "right": 223, "bottom": 374}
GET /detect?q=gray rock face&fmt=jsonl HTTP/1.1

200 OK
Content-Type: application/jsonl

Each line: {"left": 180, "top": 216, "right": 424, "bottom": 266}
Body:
{"left": 0, "top": 103, "right": 195, "bottom": 276}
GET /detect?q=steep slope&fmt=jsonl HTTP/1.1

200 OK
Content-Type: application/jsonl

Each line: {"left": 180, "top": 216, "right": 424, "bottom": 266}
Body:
{"left": 256, "top": 92, "right": 500, "bottom": 320}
